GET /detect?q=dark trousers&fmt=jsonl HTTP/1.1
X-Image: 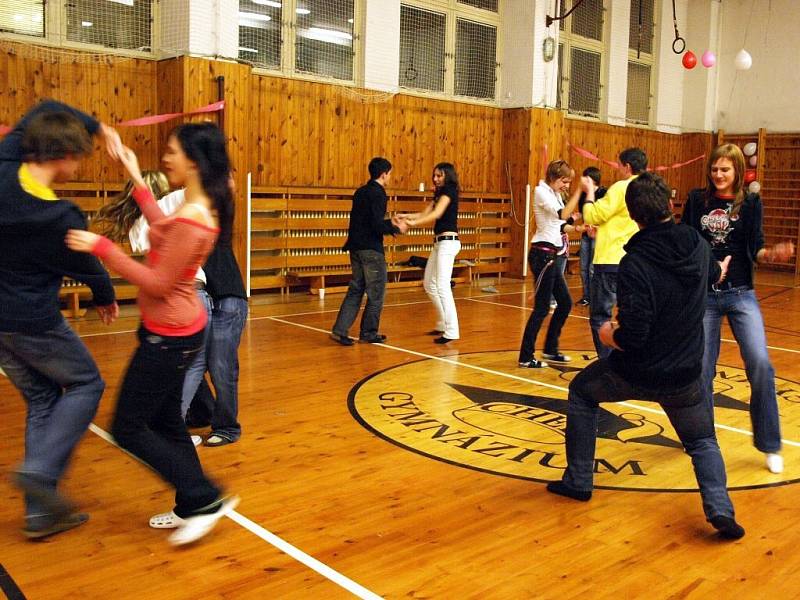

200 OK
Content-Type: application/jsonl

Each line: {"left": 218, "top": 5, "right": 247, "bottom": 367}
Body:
{"left": 562, "top": 360, "right": 735, "bottom": 520}
{"left": 519, "top": 247, "right": 572, "bottom": 363}
{"left": 332, "top": 249, "right": 388, "bottom": 339}
{"left": 111, "top": 325, "right": 220, "bottom": 517}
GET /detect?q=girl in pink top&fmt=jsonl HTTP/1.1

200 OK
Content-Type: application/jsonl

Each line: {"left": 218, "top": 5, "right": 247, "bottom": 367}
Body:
{"left": 67, "top": 123, "right": 238, "bottom": 545}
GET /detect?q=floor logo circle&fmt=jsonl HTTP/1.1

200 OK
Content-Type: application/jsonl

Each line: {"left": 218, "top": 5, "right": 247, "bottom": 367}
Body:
{"left": 348, "top": 350, "right": 800, "bottom": 491}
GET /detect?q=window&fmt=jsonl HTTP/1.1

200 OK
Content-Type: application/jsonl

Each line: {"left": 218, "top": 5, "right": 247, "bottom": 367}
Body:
{"left": 66, "top": 0, "right": 152, "bottom": 51}
{"left": 399, "top": 0, "right": 500, "bottom": 102}
{"left": 2, "top": 0, "right": 152, "bottom": 51}
{"left": 555, "top": 0, "right": 605, "bottom": 119}
{"left": 626, "top": 0, "right": 655, "bottom": 125}
{"left": 1, "top": 0, "right": 44, "bottom": 38}
{"left": 238, "top": 0, "right": 282, "bottom": 69}
{"left": 239, "top": 0, "right": 356, "bottom": 82}
{"left": 399, "top": 6, "right": 446, "bottom": 92}
{"left": 455, "top": 18, "right": 497, "bottom": 99}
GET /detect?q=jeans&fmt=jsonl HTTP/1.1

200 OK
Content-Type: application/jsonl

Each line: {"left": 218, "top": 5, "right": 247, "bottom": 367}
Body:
{"left": 111, "top": 325, "right": 220, "bottom": 517}
{"left": 181, "top": 293, "right": 247, "bottom": 442}
{"left": 562, "top": 360, "right": 735, "bottom": 521}
{"left": 519, "top": 247, "right": 572, "bottom": 363}
{"left": 549, "top": 253, "right": 568, "bottom": 304}
{"left": 702, "top": 288, "right": 781, "bottom": 453}
{"left": 579, "top": 235, "right": 595, "bottom": 301}
{"left": 332, "top": 249, "right": 388, "bottom": 339}
{"left": 423, "top": 239, "right": 461, "bottom": 339}
{"left": 589, "top": 270, "right": 618, "bottom": 359}
{"left": 0, "top": 319, "right": 104, "bottom": 518}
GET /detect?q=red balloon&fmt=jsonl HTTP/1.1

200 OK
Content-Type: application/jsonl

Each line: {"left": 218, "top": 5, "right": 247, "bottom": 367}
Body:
{"left": 744, "top": 169, "right": 757, "bottom": 183}
{"left": 682, "top": 51, "right": 697, "bottom": 69}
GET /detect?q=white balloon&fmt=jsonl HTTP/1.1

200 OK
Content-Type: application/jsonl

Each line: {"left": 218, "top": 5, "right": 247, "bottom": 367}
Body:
{"left": 749, "top": 155, "right": 758, "bottom": 167}
{"left": 749, "top": 181, "right": 761, "bottom": 194}
{"left": 743, "top": 142, "right": 757, "bottom": 156}
{"left": 735, "top": 49, "right": 752, "bottom": 70}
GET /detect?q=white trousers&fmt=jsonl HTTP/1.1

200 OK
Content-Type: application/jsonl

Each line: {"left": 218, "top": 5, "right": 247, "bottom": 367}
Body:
{"left": 423, "top": 239, "right": 461, "bottom": 339}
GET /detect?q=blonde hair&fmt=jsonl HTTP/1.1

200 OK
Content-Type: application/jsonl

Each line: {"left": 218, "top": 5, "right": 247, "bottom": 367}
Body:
{"left": 705, "top": 144, "right": 747, "bottom": 217}
{"left": 94, "top": 171, "right": 170, "bottom": 242}
{"left": 545, "top": 160, "right": 574, "bottom": 184}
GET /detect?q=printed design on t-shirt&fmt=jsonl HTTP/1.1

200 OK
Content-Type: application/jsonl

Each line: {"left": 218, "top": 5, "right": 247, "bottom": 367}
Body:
{"left": 700, "top": 206, "right": 739, "bottom": 246}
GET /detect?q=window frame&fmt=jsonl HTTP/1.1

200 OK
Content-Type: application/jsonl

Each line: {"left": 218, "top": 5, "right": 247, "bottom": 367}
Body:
{"left": 625, "top": 0, "right": 658, "bottom": 128}
{"left": 555, "top": 0, "right": 608, "bottom": 122}
{"left": 398, "top": 0, "right": 501, "bottom": 104}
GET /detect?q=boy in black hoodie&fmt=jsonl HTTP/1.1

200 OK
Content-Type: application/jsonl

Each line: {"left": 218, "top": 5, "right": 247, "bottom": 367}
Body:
{"left": 0, "top": 101, "right": 121, "bottom": 539}
{"left": 547, "top": 172, "right": 745, "bottom": 540}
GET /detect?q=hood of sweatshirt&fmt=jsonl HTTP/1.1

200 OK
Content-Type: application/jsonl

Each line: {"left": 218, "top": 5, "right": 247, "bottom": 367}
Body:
{"left": 623, "top": 221, "right": 706, "bottom": 285}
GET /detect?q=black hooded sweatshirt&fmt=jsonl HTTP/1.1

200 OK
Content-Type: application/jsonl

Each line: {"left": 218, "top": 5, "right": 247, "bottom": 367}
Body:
{"left": 0, "top": 101, "right": 115, "bottom": 333}
{"left": 609, "top": 221, "right": 720, "bottom": 390}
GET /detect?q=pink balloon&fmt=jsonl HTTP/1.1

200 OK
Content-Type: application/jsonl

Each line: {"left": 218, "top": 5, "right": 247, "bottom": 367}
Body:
{"left": 701, "top": 50, "right": 716, "bottom": 68}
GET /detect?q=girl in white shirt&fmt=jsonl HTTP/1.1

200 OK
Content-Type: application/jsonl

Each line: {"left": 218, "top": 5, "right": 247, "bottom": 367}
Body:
{"left": 518, "top": 160, "right": 587, "bottom": 368}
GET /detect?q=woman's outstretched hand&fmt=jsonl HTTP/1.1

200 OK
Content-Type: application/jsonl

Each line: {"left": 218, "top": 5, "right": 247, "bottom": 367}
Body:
{"left": 66, "top": 229, "right": 102, "bottom": 253}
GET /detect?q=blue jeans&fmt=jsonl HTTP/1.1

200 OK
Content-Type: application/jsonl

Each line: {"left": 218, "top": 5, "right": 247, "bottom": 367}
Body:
{"left": 702, "top": 288, "right": 781, "bottom": 453}
{"left": 182, "top": 292, "right": 248, "bottom": 442}
{"left": 579, "top": 235, "right": 595, "bottom": 301}
{"left": 589, "top": 270, "right": 617, "bottom": 359}
{"left": 332, "top": 249, "right": 388, "bottom": 339}
{"left": 562, "top": 360, "right": 735, "bottom": 521}
{"left": 520, "top": 247, "right": 572, "bottom": 363}
{"left": 0, "top": 319, "right": 104, "bottom": 518}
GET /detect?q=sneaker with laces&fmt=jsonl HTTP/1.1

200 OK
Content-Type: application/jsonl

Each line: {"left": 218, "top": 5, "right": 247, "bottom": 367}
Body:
{"left": 577, "top": 298, "right": 590, "bottom": 306}
{"left": 519, "top": 358, "right": 548, "bottom": 368}
{"left": 191, "top": 435, "right": 203, "bottom": 447}
{"left": 542, "top": 352, "right": 571, "bottom": 363}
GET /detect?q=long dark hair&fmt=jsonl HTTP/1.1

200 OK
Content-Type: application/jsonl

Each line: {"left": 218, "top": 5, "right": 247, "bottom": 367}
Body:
{"left": 94, "top": 170, "right": 169, "bottom": 242}
{"left": 173, "top": 122, "right": 234, "bottom": 245}
{"left": 433, "top": 162, "right": 459, "bottom": 199}
{"left": 704, "top": 143, "right": 747, "bottom": 218}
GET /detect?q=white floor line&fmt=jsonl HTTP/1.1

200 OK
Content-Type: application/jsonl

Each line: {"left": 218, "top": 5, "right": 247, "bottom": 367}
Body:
{"left": 87, "top": 423, "right": 382, "bottom": 600}
{"left": 267, "top": 316, "right": 800, "bottom": 448}
{"left": 463, "top": 298, "right": 800, "bottom": 353}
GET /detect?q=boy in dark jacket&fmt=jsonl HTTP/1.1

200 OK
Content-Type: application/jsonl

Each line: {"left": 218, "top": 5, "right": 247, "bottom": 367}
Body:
{"left": 0, "top": 100, "right": 121, "bottom": 539}
{"left": 547, "top": 172, "right": 745, "bottom": 540}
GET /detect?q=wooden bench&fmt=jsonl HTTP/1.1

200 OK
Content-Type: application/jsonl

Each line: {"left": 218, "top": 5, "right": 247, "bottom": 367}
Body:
{"left": 287, "top": 263, "right": 473, "bottom": 296}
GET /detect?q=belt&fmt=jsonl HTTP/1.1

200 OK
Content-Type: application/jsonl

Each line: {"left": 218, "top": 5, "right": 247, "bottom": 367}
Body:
{"left": 434, "top": 234, "right": 459, "bottom": 242}
{"left": 194, "top": 280, "right": 205, "bottom": 290}
{"left": 711, "top": 282, "right": 748, "bottom": 293}
{"left": 531, "top": 243, "right": 558, "bottom": 254}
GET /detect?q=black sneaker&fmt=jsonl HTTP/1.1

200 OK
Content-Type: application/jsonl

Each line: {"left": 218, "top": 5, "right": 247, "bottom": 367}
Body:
{"left": 577, "top": 298, "right": 590, "bottom": 306}
{"left": 359, "top": 334, "right": 387, "bottom": 343}
{"left": 710, "top": 515, "right": 745, "bottom": 539}
{"left": 329, "top": 333, "right": 354, "bottom": 346}
{"left": 519, "top": 358, "right": 548, "bottom": 368}
{"left": 542, "top": 352, "right": 571, "bottom": 363}
{"left": 23, "top": 512, "right": 89, "bottom": 540}
{"left": 546, "top": 481, "right": 592, "bottom": 502}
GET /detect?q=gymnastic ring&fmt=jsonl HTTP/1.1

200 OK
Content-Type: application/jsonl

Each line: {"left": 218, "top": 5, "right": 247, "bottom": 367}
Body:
{"left": 672, "top": 37, "right": 686, "bottom": 54}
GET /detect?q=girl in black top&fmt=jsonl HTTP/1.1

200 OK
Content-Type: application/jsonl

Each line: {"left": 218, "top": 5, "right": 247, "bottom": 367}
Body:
{"left": 683, "top": 143, "right": 794, "bottom": 474}
{"left": 400, "top": 162, "right": 461, "bottom": 343}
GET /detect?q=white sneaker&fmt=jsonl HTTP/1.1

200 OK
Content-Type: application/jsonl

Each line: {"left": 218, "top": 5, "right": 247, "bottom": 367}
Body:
{"left": 766, "top": 453, "right": 784, "bottom": 474}
{"left": 191, "top": 435, "right": 203, "bottom": 447}
{"left": 149, "top": 511, "right": 186, "bottom": 529}
{"left": 168, "top": 495, "right": 240, "bottom": 546}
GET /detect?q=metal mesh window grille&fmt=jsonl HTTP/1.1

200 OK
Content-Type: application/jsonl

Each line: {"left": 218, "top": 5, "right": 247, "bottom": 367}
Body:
{"left": 65, "top": 0, "right": 152, "bottom": 51}
{"left": 570, "top": 0, "right": 603, "bottom": 41}
{"left": 1, "top": 0, "right": 44, "bottom": 37}
{"left": 294, "top": 0, "right": 355, "bottom": 81}
{"left": 629, "top": 0, "right": 654, "bottom": 55}
{"left": 399, "top": 5, "right": 446, "bottom": 93}
{"left": 457, "top": 0, "right": 498, "bottom": 12}
{"left": 238, "top": 0, "right": 282, "bottom": 69}
{"left": 455, "top": 18, "right": 497, "bottom": 99}
{"left": 568, "top": 47, "right": 601, "bottom": 117}
{"left": 626, "top": 61, "right": 651, "bottom": 125}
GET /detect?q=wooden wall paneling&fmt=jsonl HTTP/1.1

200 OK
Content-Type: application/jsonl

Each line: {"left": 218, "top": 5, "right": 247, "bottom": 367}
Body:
{"left": 501, "top": 108, "right": 532, "bottom": 279}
